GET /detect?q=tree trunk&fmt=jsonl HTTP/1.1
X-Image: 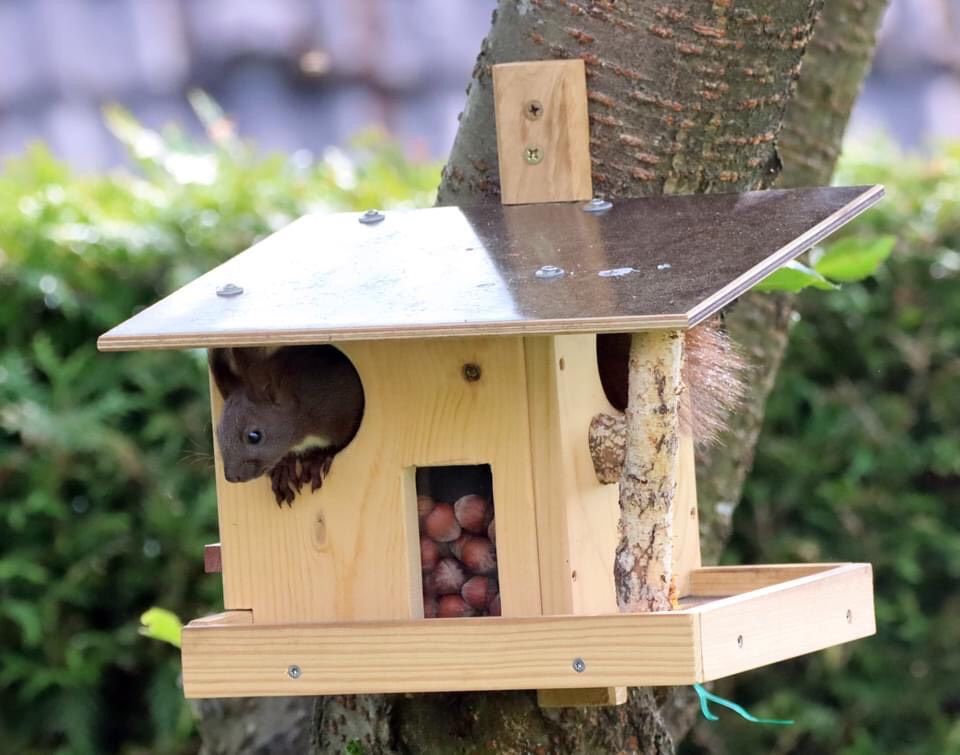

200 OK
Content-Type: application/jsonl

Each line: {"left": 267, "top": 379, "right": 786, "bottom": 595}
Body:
{"left": 193, "top": 1, "right": 888, "bottom": 752}
{"left": 694, "top": 0, "right": 889, "bottom": 560}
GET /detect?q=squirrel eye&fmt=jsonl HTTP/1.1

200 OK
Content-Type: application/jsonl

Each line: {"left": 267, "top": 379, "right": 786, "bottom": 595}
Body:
{"left": 246, "top": 430, "right": 263, "bottom": 445}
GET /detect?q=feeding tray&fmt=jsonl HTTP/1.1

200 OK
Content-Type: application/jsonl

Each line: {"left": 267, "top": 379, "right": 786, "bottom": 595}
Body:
{"left": 182, "top": 563, "right": 872, "bottom": 698}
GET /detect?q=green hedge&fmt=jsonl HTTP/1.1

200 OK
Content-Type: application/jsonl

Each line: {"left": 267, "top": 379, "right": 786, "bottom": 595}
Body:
{"left": 0, "top": 103, "right": 439, "bottom": 754}
{"left": 685, "top": 143, "right": 960, "bottom": 754}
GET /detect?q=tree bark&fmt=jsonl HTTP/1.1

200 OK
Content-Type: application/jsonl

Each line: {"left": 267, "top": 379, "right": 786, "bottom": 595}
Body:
{"left": 194, "top": 1, "right": 888, "bottom": 753}
{"left": 694, "top": 0, "right": 888, "bottom": 561}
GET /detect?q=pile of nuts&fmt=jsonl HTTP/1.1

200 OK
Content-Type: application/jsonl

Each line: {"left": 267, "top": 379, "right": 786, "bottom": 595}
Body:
{"left": 419, "top": 493, "right": 500, "bottom": 618}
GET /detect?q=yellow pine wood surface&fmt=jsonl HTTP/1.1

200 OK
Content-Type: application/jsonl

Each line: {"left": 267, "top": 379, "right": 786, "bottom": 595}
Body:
{"left": 210, "top": 337, "right": 543, "bottom": 624}
{"left": 181, "top": 564, "right": 875, "bottom": 699}
{"left": 492, "top": 60, "right": 592, "bottom": 205}
{"left": 694, "top": 563, "right": 875, "bottom": 679}
{"left": 182, "top": 611, "right": 700, "bottom": 698}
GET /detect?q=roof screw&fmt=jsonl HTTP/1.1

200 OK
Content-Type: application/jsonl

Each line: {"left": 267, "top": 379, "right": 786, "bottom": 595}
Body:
{"left": 287, "top": 664, "right": 302, "bottom": 679}
{"left": 535, "top": 264, "right": 565, "bottom": 279}
{"left": 582, "top": 198, "right": 613, "bottom": 213}
{"left": 216, "top": 283, "right": 243, "bottom": 298}
{"left": 524, "top": 145, "right": 543, "bottom": 165}
{"left": 846, "top": 609, "right": 853, "bottom": 624}
{"left": 524, "top": 100, "right": 544, "bottom": 120}
{"left": 737, "top": 635, "right": 744, "bottom": 649}
{"left": 359, "top": 209, "right": 385, "bottom": 225}
{"left": 572, "top": 657, "right": 586, "bottom": 673}
{"left": 462, "top": 363, "right": 482, "bottom": 382}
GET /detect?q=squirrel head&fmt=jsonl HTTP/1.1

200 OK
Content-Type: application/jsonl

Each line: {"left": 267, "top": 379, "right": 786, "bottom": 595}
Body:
{"left": 209, "top": 348, "right": 301, "bottom": 483}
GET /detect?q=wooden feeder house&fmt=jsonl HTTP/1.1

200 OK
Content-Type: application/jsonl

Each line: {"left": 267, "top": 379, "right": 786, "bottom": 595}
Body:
{"left": 99, "top": 61, "right": 884, "bottom": 705}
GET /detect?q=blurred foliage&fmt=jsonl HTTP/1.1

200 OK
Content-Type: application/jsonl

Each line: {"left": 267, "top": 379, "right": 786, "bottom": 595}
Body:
{"left": 685, "top": 140, "right": 960, "bottom": 755}
{"left": 0, "top": 99, "right": 439, "bottom": 755}
{"left": 755, "top": 235, "right": 895, "bottom": 294}
{"left": 139, "top": 608, "right": 183, "bottom": 650}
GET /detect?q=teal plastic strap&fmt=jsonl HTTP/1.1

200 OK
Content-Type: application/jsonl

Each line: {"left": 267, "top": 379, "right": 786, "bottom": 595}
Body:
{"left": 693, "top": 683, "right": 794, "bottom": 726}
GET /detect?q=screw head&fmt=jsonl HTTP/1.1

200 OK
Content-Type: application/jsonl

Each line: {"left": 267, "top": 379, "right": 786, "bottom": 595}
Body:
{"left": 359, "top": 209, "right": 385, "bottom": 225}
{"left": 572, "top": 657, "right": 586, "bottom": 673}
{"left": 287, "top": 664, "right": 302, "bottom": 679}
{"left": 524, "top": 100, "right": 544, "bottom": 120}
{"left": 582, "top": 198, "right": 613, "bottom": 213}
{"left": 524, "top": 146, "right": 543, "bottom": 165}
{"left": 462, "top": 363, "right": 482, "bottom": 382}
{"left": 216, "top": 283, "right": 244, "bottom": 298}
{"left": 535, "top": 264, "right": 565, "bottom": 279}
{"left": 737, "top": 635, "right": 744, "bottom": 648}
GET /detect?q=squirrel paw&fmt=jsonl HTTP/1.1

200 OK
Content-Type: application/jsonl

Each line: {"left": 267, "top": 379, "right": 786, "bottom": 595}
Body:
{"left": 268, "top": 449, "right": 336, "bottom": 506}
{"left": 270, "top": 455, "right": 299, "bottom": 507}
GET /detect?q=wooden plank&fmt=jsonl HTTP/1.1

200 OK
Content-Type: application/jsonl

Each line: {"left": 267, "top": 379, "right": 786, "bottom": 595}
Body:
{"left": 525, "top": 335, "right": 621, "bottom": 617}
{"left": 688, "top": 563, "right": 840, "bottom": 597}
{"left": 525, "top": 335, "right": 625, "bottom": 707}
{"left": 180, "top": 612, "right": 700, "bottom": 698}
{"left": 203, "top": 543, "right": 222, "bottom": 574}
{"left": 492, "top": 60, "right": 592, "bottom": 205}
{"left": 187, "top": 610, "right": 253, "bottom": 627}
{"left": 694, "top": 563, "right": 875, "bottom": 681}
{"left": 672, "top": 431, "right": 701, "bottom": 597}
{"left": 537, "top": 686, "right": 628, "bottom": 708}
{"left": 97, "top": 186, "right": 885, "bottom": 351}
{"left": 211, "top": 337, "right": 543, "bottom": 624}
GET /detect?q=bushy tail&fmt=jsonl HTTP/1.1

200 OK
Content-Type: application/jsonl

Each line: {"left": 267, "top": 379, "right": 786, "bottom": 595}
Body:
{"left": 681, "top": 318, "right": 748, "bottom": 446}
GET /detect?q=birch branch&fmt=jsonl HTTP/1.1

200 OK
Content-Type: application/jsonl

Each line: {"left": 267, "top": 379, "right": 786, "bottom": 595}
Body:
{"left": 615, "top": 330, "right": 684, "bottom": 612}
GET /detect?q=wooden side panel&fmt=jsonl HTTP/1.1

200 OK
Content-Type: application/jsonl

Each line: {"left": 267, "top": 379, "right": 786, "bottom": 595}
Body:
{"left": 695, "top": 564, "right": 875, "bottom": 681}
{"left": 526, "top": 334, "right": 625, "bottom": 707}
{"left": 181, "top": 612, "right": 700, "bottom": 698}
{"left": 526, "top": 334, "right": 621, "bottom": 617}
{"left": 672, "top": 431, "right": 701, "bottom": 597}
{"left": 492, "top": 60, "right": 592, "bottom": 205}
{"left": 212, "top": 337, "right": 542, "bottom": 623}
{"left": 689, "top": 563, "right": 839, "bottom": 597}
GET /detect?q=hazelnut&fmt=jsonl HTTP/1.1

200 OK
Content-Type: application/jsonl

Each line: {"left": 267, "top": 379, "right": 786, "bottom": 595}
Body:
{"left": 460, "top": 535, "right": 497, "bottom": 576}
{"left": 424, "top": 502, "right": 461, "bottom": 543}
{"left": 454, "top": 494, "right": 492, "bottom": 534}
{"left": 434, "top": 557, "right": 466, "bottom": 595}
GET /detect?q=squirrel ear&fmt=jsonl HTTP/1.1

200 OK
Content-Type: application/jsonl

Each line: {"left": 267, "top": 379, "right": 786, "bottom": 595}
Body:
{"left": 209, "top": 348, "right": 243, "bottom": 398}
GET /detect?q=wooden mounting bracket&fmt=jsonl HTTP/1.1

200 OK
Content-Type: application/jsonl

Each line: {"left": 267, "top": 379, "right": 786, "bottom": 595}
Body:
{"left": 492, "top": 60, "right": 592, "bottom": 205}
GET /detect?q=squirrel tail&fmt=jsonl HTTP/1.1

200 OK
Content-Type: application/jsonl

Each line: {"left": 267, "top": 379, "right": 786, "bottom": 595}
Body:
{"left": 596, "top": 318, "right": 748, "bottom": 446}
{"left": 680, "top": 318, "right": 748, "bottom": 447}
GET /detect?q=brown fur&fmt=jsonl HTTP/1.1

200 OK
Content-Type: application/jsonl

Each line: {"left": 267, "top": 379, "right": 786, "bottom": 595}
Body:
{"left": 209, "top": 345, "right": 364, "bottom": 506}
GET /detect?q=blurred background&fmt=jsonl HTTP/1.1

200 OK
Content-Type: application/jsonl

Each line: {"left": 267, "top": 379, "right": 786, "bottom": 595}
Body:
{"left": 1, "top": 0, "right": 959, "bottom": 170}
{"left": 0, "top": 1, "right": 958, "bottom": 754}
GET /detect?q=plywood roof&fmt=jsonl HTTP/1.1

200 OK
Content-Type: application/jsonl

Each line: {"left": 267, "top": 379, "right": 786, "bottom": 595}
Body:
{"left": 98, "top": 185, "right": 883, "bottom": 350}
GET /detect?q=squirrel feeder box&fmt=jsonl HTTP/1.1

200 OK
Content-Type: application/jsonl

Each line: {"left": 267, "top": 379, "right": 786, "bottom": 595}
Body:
{"left": 98, "top": 60, "right": 883, "bottom": 705}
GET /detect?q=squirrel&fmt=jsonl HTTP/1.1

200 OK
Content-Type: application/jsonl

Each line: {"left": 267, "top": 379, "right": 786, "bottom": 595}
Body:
{"left": 211, "top": 318, "right": 744, "bottom": 507}
{"left": 209, "top": 345, "right": 365, "bottom": 506}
